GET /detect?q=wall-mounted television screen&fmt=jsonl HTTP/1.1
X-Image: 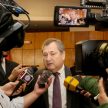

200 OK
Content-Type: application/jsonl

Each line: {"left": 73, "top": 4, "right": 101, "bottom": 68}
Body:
{"left": 54, "top": 5, "right": 91, "bottom": 27}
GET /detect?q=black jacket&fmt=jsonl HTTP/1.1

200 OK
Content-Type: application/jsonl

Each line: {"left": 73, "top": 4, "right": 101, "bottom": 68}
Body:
{"left": 0, "top": 59, "right": 19, "bottom": 86}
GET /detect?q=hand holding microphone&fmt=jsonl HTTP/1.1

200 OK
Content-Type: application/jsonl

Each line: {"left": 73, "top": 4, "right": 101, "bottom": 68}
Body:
{"left": 34, "top": 75, "right": 52, "bottom": 97}
{"left": 10, "top": 66, "right": 38, "bottom": 97}
{"left": 37, "top": 69, "right": 53, "bottom": 88}
{"left": 8, "top": 64, "right": 29, "bottom": 82}
{"left": 64, "top": 76, "right": 89, "bottom": 94}
{"left": 64, "top": 76, "right": 99, "bottom": 106}
{"left": 1, "top": 81, "right": 23, "bottom": 96}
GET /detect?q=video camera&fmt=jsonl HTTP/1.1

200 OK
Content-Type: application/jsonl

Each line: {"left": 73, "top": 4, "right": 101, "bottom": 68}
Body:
{"left": 54, "top": 0, "right": 108, "bottom": 31}
{"left": 75, "top": 40, "right": 108, "bottom": 95}
{"left": 54, "top": 0, "right": 108, "bottom": 78}
{"left": 75, "top": 40, "right": 108, "bottom": 78}
{"left": 0, "top": 0, "right": 30, "bottom": 51}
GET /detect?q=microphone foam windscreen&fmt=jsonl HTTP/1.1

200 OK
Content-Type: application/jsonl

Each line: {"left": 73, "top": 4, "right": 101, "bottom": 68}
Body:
{"left": 64, "top": 76, "right": 79, "bottom": 91}
{"left": 32, "top": 66, "right": 38, "bottom": 73}
{"left": 27, "top": 66, "right": 38, "bottom": 75}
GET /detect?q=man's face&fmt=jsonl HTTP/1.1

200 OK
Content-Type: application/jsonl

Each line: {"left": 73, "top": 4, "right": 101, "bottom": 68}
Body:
{"left": 3, "top": 51, "right": 9, "bottom": 57}
{"left": 70, "top": 11, "right": 77, "bottom": 21}
{"left": 43, "top": 42, "right": 65, "bottom": 72}
{"left": 59, "top": 8, "right": 64, "bottom": 15}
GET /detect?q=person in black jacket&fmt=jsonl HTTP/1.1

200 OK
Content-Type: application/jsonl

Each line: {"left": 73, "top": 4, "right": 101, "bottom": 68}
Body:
{"left": 0, "top": 51, "right": 27, "bottom": 86}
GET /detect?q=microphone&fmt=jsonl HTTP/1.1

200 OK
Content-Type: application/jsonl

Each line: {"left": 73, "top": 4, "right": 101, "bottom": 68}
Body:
{"left": 10, "top": 66, "right": 38, "bottom": 97}
{"left": 64, "top": 76, "right": 99, "bottom": 106}
{"left": 38, "top": 69, "right": 53, "bottom": 88}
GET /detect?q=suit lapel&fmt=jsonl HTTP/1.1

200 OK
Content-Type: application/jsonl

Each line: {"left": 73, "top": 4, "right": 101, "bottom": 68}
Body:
{"left": 65, "top": 66, "right": 73, "bottom": 108}
{"left": 0, "top": 63, "right": 6, "bottom": 82}
{"left": 5, "top": 59, "right": 11, "bottom": 78}
{"left": 0, "top": 65, "right": 5, "bottom": 77}
{"left": 43, "top": 90, "right": 49, "bottom": 108}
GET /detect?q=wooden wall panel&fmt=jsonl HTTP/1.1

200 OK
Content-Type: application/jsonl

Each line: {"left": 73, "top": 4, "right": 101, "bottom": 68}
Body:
{"left": 34, "top": 49, "right": 44, "bottom": 69}
{"left": 89, "top": 31, "right": 103, "bottom": 40}
{"left": 10, "top": 50, "right": 22, "bottom": 64}
{"left": 47, "top": 32, "right": 61, "bottom": 40}
{"left": 75, "top": 31, "right": 89, "bottom": 43}
{"left": 64, "top": 49, "right": 75, "bottom": 67}
{"left": 47, "top": 32, "right": 54, "bottom": 38}
{"left": 54, "top": 32, "right": 61, "bottom": 40}
{"left": 23, "top": 33, "right": 35, "bottom": 49}
{"left": 35, "top": 32, "right": 47, "bottom": 49}
{"left": 104, "top": 31, "right": 108, "bottom": 40}
{"left": 23, "top": 50, "right": 34, "bottom": 65}
{"left": 62, "top": 32, "right": 75, "bottom": 48}
{"left": 10, "top": 31, "right": 106, "bottom": 70}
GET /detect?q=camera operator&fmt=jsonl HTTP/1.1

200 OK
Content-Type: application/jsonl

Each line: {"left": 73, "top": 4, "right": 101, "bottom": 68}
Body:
{"left": 0, "top": 75, "right": 52, "bottom": 108}
{"left": 77, "top": 69, "right": 108, "bottom": 108}
{"left": 0, "top": 50, "right": 20, "bottom": 86}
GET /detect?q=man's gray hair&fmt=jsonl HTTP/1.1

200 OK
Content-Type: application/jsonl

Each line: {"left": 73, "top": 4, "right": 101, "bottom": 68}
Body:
{"left": 42, "top": 38, "right": 65, "bottom": 53}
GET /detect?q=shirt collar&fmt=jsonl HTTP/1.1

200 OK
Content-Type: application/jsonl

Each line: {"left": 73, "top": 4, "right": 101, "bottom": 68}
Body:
{"left": 58, "top": 64, "right": 64, "bottom": 75}
{"left": 2, "top": 57, "right": 5, "bottom": 63}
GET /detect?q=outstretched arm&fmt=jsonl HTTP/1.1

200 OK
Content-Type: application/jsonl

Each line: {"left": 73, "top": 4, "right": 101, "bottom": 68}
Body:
{"left": 0, "top": 81, "right": 23, "bottom": 96}
{"left": 23, "top": 75, "right": 52, "bottom": 108}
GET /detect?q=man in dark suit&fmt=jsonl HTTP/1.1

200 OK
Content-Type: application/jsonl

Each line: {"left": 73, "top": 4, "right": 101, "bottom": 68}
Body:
{"left": 24, "top": 38, "right": 97, "bottom": 108}
{"left": 0, "top": 51, "right": 19, "bottom": 86}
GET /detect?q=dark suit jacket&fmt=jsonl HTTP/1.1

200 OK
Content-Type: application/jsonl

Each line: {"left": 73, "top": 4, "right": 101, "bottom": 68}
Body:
{"left": 24, "top": 66, "right": 97, "bottom": 108}
{"left": 0, "top": 59, "right": 19, "bottom": 86}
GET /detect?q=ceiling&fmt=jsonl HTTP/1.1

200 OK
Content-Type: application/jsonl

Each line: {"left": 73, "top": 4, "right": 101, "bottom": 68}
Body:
{"left": 12, "top": 0, "right": 102, "bottom": 31}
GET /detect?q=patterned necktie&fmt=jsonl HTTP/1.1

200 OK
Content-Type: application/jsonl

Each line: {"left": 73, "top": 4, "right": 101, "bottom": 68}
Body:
{"left": 53, "top": 72, "right": 62, "bottom": 108}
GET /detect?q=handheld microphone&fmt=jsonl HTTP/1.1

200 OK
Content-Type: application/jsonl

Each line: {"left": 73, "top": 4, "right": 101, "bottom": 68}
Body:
{"left": 38, "top": 69, "right": 53, "bottom": 88}
{"left": 10, "top": 66, "right": 38, "bottom": 97}
{"left": 64, "top": 76, "right": 99, "bottom": 106}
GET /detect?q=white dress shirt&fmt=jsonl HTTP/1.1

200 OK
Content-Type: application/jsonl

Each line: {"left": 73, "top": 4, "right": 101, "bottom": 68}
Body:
{"left": 48, "top": 64, "right": 67, "bottom": 108}
{"left": 71, "top": 18, "right": 78, "bottom": 25}
{"left": 1, "top": 57, "right": 6, "bottom": 74}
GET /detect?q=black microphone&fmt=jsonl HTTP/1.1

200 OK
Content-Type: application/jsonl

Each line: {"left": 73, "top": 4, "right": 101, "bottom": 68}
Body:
{"left": 38, "top": 69, "right": 53, "bottom": 88}
{"left": 10, "top": 66, "right": 38, "bottom": 97}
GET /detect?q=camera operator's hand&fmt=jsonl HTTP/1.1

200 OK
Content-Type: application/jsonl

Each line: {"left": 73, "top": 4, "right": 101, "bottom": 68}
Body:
{"left": 0, "top": 81, "right": 23, "bottom": 96}
{"left": 8, "top": 64, "right": 29, "bottom": 82}
{"left": 98, "top": 77, "right": 108, "bottom": 105}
